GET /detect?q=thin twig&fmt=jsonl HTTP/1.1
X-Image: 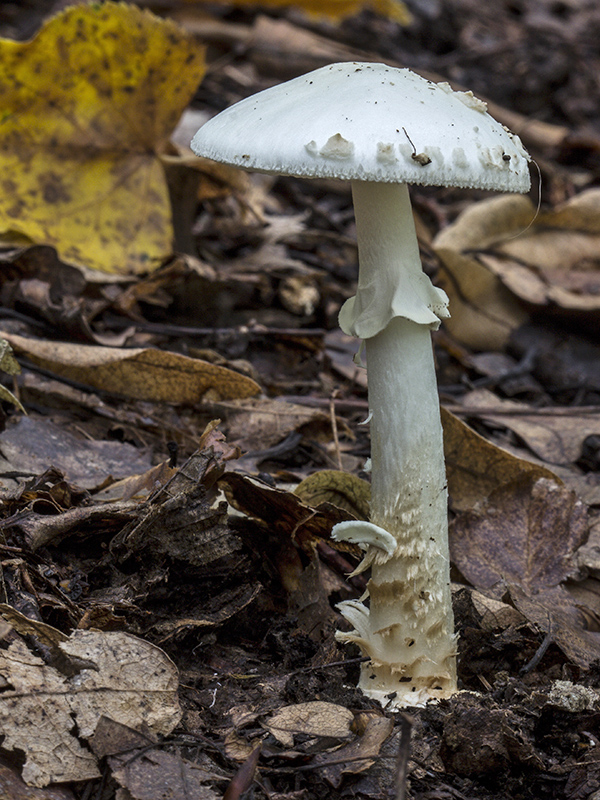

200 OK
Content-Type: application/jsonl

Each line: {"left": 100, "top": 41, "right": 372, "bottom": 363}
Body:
{"left": 394, "top": 714, "right": 413, "bottom": 800}
{"left": 329, "top": 389, "right": 343, "bottom": 470}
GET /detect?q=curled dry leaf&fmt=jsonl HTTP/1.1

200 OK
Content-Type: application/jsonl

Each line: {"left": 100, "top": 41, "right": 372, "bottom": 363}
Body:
{"left": 294, "top": 469, "right": 371, "bottom": 520}
{"left": 435, "top": 189, "right": 600, "bottom": 349}
{"left": 0, "top": 624, "right": 180, "bottom": 787}
{"left": 434, "top": 195, "right": 531, "bottom": 350}
{"left": 0, "top": 2, "right": 205, "bottom": 274}
{"left": 1, "top": 331, "right": 260, "bottom": 403}
{"left": 220, "top": 472, "right": 359, "bottom": 557}
{"left": 442, "top": 407, "right": 560, "bottom": 512}
{"left": 111, "top": 743, "right": 220, "bottom": 800}
{"left": 462, "top": 388, "right": 600, "bottom": 466}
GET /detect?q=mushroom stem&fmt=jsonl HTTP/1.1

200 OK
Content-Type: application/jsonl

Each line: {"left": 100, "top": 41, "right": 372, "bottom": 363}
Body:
{"left": 335, "top": 180, "right": 457, "bottom": 707}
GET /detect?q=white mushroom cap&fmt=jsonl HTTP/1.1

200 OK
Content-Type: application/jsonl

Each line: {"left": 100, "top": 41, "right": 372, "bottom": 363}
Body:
{"left": 191, "top": 62, "right": 531, "bottom": 192}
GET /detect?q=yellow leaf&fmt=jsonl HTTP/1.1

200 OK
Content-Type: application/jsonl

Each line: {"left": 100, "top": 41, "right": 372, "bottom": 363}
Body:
{"left": 0, "top": 338, "right": 21, "bottom": 376}
{"left": 186, "top": 0, "right": 411, "bottom": 23}
{"left": 0, "top": 3, "right": 205, "bottom": 274}
{"left": 294, "top": 469, "right": 370, "bottom": 519}
{"left": 1, "top": 332, "right": 260, "bottom": 404}
{"left": 0, "top": 338, "right": 25, "bottom": 413}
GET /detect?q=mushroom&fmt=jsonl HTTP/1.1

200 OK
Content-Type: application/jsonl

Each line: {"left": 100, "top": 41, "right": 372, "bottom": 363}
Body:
{"left": 191, "top": 62, "right": 531, "bottom": 707}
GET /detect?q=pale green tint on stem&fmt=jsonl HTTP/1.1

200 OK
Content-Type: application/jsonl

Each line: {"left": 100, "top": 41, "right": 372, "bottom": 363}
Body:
{"left": 334, "top": 181, "right": 456, "bottom": 707}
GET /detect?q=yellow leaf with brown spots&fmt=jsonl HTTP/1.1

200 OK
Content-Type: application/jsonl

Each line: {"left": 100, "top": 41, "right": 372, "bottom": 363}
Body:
{"left": 0, "top": 2, "right": 205, "bottom": 274}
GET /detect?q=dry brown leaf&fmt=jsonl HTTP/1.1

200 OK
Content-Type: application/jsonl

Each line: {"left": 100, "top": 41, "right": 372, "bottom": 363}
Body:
{"left": 111, "top": 444, "right": 242, "bottom": 565}
{"left": 0, "top": 626, "right": 180, "bottom": 787}
{"left": 220, "top": 472, "right": 358, "bottom": 557}
{"left": 313, "top": 716, "right": 394, "bottom": 787}
{"left": 450, "top": 476, "right": 599, "bottom": 667}
{"left": 482, "top": 190, "right": 600, "bottom": 312}
{"left": 470, "top": 590, "right": 526, "bottom": 632}
{"left": 152, "top": 584, "right": 262, "bottom": 642}
{"left": 442, "top": 407, "right": 560, "bottom": 512}
{"left": 0, "top": 414, "right": 152, "bottom": 491}
{"left": 0, "top": 763, "right": 75, "bottom": 800}
{"left": 101, "top": 461, "right": 177, "bottom": 502}
{"left": 435, "top": 190, "right": 600, "bottom": 349}
{"left": 11, "top": 498, "right": 139, "bottom": 552}
{"left": 111, "top": 745, "right": 220, "bottom": 800}
{"left": 509, "top": 585, "right": 600, "bottom": 670}
{"left": 215, "top": 397, "right": 334, "bottom": 454}
{"left": 1, "top": 331, "right": 260, "bottom": 403}
{"left": 90, "top": 716, "right": 223, "bottom": 799}
{"left": 450, "top": 477, "right": 587, "bottom": 597}
{"left": 461, "top": 388, "right": 600, "bottom": 466}
{"left": 434, "top": 194, "right": 532, "bottom": 350}
{"left": 264, "top": 701, "right": 354, "bottom": 747}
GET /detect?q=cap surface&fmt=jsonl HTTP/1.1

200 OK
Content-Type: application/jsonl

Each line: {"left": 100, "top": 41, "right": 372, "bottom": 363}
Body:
{"left": 191, "top": 62, "right": 531, "bottom": 192}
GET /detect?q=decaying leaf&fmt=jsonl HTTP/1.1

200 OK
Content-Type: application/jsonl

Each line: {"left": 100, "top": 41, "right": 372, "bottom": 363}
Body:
{"left": 0, "top": 414, "right": 152, "bottom": 492}
{"left": 112, "top": 442, "right": 242, "bottom": 565}
{"left": 264, "top": 701, "right": 354, "bottom": 747}
{"left": 0, "top": 623, "right": 180, "bottom": 787}
{"left": 1, "top": 331, "right": 260, "bottom": 403}
{"left": 152, "top": 584, "right": 262, "bottom": 642}
{"left": 450, "top": 476, "right": 600, "bottom": 667}
{"left": 482, "top": 190, "right": 600, "bottom": 312}
{"left": 220, "top": 472, "right": 359, "bottom": 557}
{"left": 450, "top": 476, "right": 587, "bottom": 597}
{"left": 214, "top": 396, "right": 336, "bottom": 457}
{"left": 442, "top": 407, "right": 560, "bottom": 512}
{"left": 509, "top": 585, "right": 600, "bottom": 670}
{"left": 0, "top": 2, "right": 205, "bottom": 274}
{"left": 222, "top": 744, "right": 262, "bottom": 800}
{"left": 90, "top": 717, "right": 225, "bottom": 799}
{"left": 434, "top": 189, "right": 600, "bottom": 349}
{"left": 0, "top": 763, "right": 75, "bottom": 800}
{"left": 313, "top": 716, "right": 394, "bottom": 787}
